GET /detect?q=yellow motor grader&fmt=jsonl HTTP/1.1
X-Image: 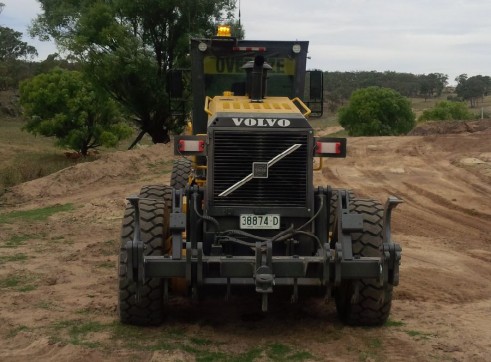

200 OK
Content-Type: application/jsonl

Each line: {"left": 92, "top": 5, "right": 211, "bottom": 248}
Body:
{"left": 118, "top": 26, "right": 402, "bottom": 326}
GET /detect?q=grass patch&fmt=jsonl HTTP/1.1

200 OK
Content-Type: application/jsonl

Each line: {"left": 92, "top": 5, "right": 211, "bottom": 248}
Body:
{"left": 405, "top": 330, "right": 433, "bottom": 340}
{"left": 48, "top": 320, "right": 315, "bottom": 361}
{"left": 266, "top": 343, "right": 313, "bottom": 362}
{"left": 0, "top": 253, "right": 28, "bottom": 264}
{"left": 36, "top": 300, "right": 61, "bottom": 311}
{"left": 232, "top": 348, "right": 263, "bottom": 362}
{"left": 0, "top": 273, "right": 38, "bottom": 292}
{"left": 385, "top": 319, "right": 405, "bottom": 327}
{"left": 367, "top": 338, "right": 382, "bottom": 349}
{"left": 267, "top": 343, "right": 292, "bottom": 359}
{"left": 52, "top": 320, "right": 106, "bottom": 348}
{"left": 2, "top": 234, "right": 32, "bottom": 248}
{"left": 193, "top": 350, "right": 228, "bottom": 362}
{"left": 190, "top": 337, "right": 213, "bottom": 346}
{"left": 49, "top": 236, "right": 74, "bottom": 245}
{"left": 95, "top": 261, "right": 114, "bottom": 269}
{"left": 0, "top": 203, "right": 74, "bottom": 224}
{"left": 7, "top": 325, "right": 29, "bottom": 338}
{"left": 356, "top": 337, "right": 383, "bottom": 361}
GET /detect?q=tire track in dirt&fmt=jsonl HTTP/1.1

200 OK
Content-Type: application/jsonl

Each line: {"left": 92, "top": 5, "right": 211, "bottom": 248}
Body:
{"left": 1, "top": 133, "right": 491, "bottom": 361}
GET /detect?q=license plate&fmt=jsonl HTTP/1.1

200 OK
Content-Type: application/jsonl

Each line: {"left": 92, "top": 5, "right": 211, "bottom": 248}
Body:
{"left": 240, "top": 214, "right": 280, "bottom": 229}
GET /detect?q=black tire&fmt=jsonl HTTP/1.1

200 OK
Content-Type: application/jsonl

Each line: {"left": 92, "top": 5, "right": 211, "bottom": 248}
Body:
{"left": 118, "top": 199, "right": 169, "bottom": 325}
{"left": 334, "top": 198, "right": 393, "bottom": 326}
{"left": 139, "top": 184, "right": 173, "bottom": 204}
{"left": 171, "top": 158, "right": 192, "bottom": 190}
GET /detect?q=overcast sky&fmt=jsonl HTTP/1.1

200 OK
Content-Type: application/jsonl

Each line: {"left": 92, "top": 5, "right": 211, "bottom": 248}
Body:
{"left": 2, "top": 0, "right": 490, "bottom": 84}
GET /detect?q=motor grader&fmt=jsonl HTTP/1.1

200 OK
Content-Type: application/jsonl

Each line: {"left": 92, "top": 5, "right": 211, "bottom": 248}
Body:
{"left": 118, "top": 28, "right": 402, "bottom": 326}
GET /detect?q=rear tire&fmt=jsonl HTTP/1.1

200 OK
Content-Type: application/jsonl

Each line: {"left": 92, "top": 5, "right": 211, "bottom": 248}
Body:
{"left": 334, "top": 199, "right": 393, "bottom": 326}
{"left": 171, "top": 158, "right": 192, "bottom": 190}
{"left": 118, "top": 199, "right": 169, "bottom": 325}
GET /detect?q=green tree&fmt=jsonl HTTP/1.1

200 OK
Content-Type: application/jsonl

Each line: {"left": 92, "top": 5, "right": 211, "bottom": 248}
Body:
{"left": 418, "top": 101, "right": 474, "bottom": 122}
{"left": 418, "top": 73, "right": 448, "bottom": 101}
{"left": 455, "top": 74, "right": 491, "bottom": 108}
{"left": 31, "top": 0, "right": 238, "bottom": 146}
{"left": 20, "top": 68, "right": 132, "bottom": 156}
{"left": 338, "top": 87, "right": 415, "bottom": 136}
{"left": 0, "top": 26, "right": 38, "bottom": 61}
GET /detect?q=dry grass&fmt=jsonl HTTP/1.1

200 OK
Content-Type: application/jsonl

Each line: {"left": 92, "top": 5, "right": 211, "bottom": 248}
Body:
{"left": 0, "top": 117, "right": 137, "bottom": 196}
{"left": 0, "top": 118, "right": 85, "bottom": 194}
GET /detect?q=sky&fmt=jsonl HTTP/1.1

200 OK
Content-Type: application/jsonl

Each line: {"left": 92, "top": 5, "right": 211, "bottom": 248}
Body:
{"left": 2, "top": 0, "right": 491, "bottom": 84}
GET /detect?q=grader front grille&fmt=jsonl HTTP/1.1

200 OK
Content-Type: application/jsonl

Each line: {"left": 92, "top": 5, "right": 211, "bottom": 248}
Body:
{"left": 211, "top": 130, "right": 309, "bottom": 207}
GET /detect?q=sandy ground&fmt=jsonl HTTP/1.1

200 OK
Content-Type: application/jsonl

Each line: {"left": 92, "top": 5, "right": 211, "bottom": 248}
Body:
{"left": 1, "top": 124, "right": 491, "bottom": 361}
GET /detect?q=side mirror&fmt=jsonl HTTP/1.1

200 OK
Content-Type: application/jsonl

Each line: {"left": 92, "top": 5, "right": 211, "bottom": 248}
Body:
{"left": 309, "top": 70, "right": 323, "bottom": 99}
{"left": 305, "top": 70, "right": 324, "bottom": 117}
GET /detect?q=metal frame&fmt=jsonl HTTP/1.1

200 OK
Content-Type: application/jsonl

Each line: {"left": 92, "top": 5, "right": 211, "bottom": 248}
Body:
{"left": 124, "top": 188, "right": 403, "bottom": 311}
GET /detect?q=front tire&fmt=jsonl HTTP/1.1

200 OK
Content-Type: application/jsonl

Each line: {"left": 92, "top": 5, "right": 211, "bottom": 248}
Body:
{"left": 139, "top": 185, "right": 173, "bottom": 203}
{"left": 334, "top": 199, "right": 393, "bottom": 326}
{"left": 118, "top": 199, "right": 169, "bottom": 325}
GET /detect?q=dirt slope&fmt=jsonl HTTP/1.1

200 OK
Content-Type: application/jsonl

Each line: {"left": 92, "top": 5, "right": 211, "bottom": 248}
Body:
{"left": 1, "top": 129, "right": 491, "bottom": 361}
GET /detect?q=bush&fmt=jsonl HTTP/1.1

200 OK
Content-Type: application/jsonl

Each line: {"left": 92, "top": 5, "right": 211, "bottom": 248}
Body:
{"left": 418, "top": 101, "right": 474, "bottom": 122}
{"left": 338, "top": 87, "right": 415, "bottom": 136}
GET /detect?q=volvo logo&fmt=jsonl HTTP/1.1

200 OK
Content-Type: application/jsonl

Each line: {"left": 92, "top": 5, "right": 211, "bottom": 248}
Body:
{"left": 218, "top": 144, "right": 301, "bottom": 197}
{"left": 232, "top": 118, "right": 291, "bottom": 127}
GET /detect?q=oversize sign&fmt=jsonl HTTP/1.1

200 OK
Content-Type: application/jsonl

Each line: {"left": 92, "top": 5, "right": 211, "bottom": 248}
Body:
{"left": 204, "top": 56, "right": 295, "bottom": 75}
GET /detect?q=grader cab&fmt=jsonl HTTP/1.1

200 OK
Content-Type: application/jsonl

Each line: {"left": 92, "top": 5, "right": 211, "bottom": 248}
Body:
{"left": 118, "top": 30, "right": 402, "bottom": 326}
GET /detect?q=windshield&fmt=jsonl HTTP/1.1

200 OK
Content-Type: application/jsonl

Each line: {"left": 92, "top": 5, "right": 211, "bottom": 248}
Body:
{"left": 203, "top": 54, "right": 296, "bottom": 97}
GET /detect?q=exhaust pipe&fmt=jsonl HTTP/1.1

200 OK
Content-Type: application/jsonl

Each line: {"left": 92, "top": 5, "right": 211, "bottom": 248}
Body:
{"left": 242, "top": 55, "right": 272, "bottom": 102}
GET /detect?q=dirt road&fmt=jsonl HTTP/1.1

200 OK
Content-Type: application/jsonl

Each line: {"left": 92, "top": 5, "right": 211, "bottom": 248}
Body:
{"left": 1, "top": 128, "right": 490, "bottom": 361}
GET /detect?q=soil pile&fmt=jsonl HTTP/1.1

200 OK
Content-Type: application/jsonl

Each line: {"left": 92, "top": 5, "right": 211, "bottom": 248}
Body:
{"left": 1, "top": 132, "right": 491, "bottom": 361}
{"left": 408, "top": 119, "right": 491, "bottom": 136}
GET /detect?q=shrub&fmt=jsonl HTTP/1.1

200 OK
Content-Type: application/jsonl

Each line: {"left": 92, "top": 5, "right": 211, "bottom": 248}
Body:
{"left": 418, "top": 101, "right": 474, "bottom": 122}
{"left": 338, "top": 87, "right": 415, "bottom": 136}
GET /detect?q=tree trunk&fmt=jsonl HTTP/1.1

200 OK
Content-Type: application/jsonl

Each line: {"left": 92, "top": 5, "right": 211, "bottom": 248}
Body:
{"left": 136, "top": 115, "right": 171, "bottom": 146}
{"left": 146, "top": 116, "right": 170, "bottom": 143}
{"left": 149, "top": 125, "right": 170, "bottom": 144}
{"left": 80, "top": 143, "right": 89, "bottom": 157}
{"left": 128, "top": 130, "right": 146, "bottom": 150}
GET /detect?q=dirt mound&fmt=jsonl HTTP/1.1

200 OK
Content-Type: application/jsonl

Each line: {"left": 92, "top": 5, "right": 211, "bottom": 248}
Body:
{"left": 408, "top": 119, "right": 491, "bottom": 136}
{"left": 1, "top": 132, "right": 491, "bottom": 361}
{"left": 2, "top": 143, "right": 174, "bottom": 205}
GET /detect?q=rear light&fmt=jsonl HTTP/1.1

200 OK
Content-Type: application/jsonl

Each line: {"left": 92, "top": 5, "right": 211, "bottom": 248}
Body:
{"left": 316, "top": 141, "right": 341, "bottom": 155}
{"left": 174, "top": 136, "right": 206, "bottom": 156}
{"left": 179, "top": 140, "right": 204, "bottom": 152}
{"left": 314, "top": 137, "right": 347, "bottom": 158}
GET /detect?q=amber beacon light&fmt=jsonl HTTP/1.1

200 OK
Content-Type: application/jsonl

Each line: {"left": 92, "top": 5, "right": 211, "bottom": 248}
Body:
{"left": 217, "top": 25, "right": 232, "bottom": 37}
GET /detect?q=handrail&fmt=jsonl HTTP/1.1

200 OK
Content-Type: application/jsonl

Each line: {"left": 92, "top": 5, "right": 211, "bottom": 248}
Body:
{"left": 204, "top": 96, "right": 213, "bottom": 116}
{"left": 291, "top": 97, "right": 312, "bottom": 117}
{"left": 313, "top": 157, "right": 323, "bottom": 171}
